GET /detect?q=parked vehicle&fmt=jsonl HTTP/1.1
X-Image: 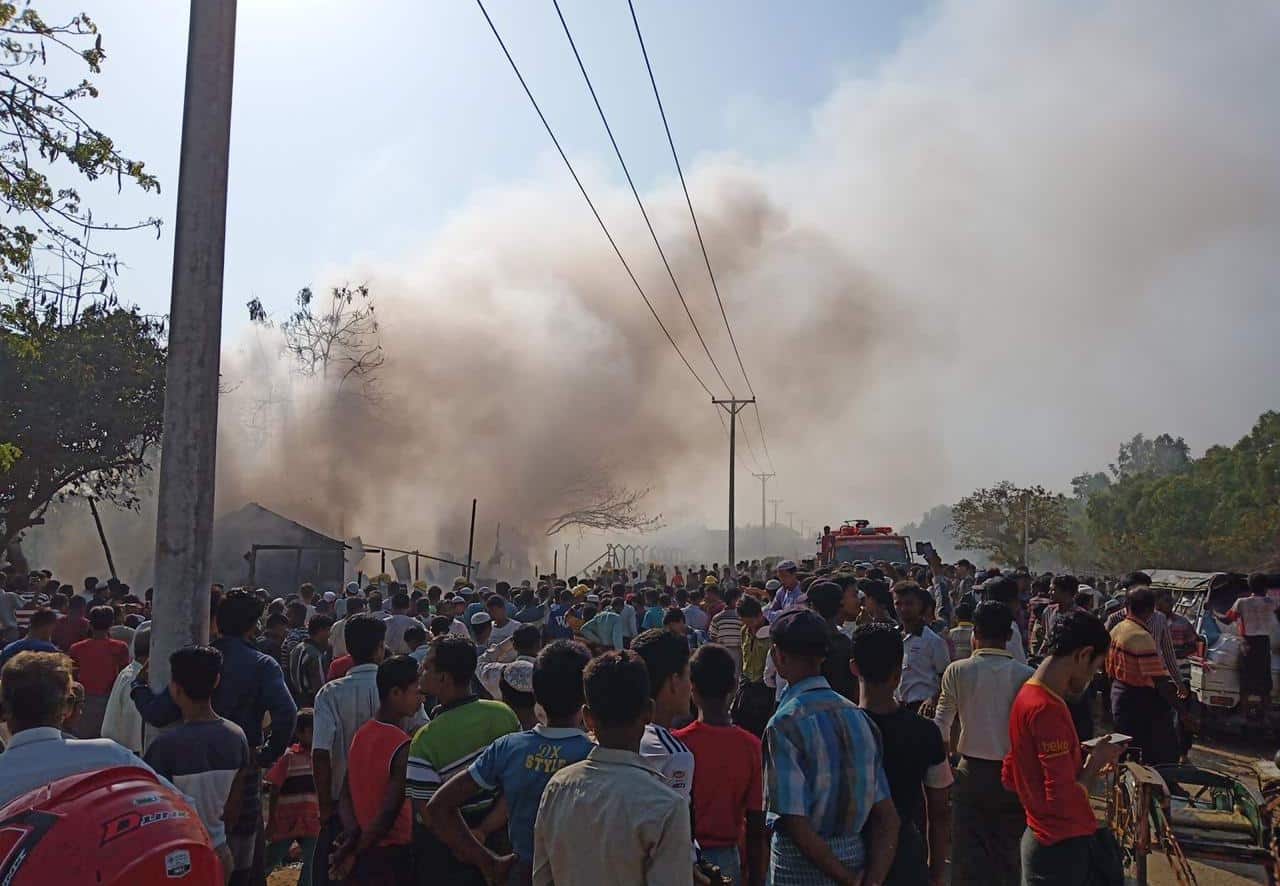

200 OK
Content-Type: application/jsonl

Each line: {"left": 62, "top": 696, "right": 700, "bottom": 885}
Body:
{"left": 1152, "top": 568, "right": 1280, "bottom": 734}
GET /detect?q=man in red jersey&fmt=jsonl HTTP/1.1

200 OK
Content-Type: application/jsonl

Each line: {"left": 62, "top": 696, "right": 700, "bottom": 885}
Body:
{"left": 1002, "top": 610, "right": 1124, "bottom": 886}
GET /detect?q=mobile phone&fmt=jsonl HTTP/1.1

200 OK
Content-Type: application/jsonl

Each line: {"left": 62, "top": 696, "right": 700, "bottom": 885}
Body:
{"left": 915, "top": 541, "right": 937, "bottom": 559}
{"left": 1082, "top": 733, "right": 1132, "bottom": 748}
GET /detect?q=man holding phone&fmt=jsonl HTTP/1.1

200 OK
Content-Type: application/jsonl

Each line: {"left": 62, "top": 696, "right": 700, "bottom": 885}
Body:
{"left": 1003, "top": 610, "right": 1124, "bottom": 886}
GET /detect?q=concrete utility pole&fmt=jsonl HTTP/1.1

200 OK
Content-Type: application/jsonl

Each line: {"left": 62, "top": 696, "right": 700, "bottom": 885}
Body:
{"left": 770, "top": 499, "right": 782, "bottom": 528}
{"left": 713, "top": 397, "right": 755, "bottom": 572}
{"left": 150, "top": 0, "right": 239, "bottom": 692}
{"left": 753, "top": 472, "right": 774, "bottom": 559}
{"left": 787, "top": 511, "right": 796, "bottom": 532}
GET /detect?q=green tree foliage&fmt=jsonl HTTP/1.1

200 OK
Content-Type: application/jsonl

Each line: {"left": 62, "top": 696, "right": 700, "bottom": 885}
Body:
{"left": 950, "top": 481, "right": 1070, "bottom": 567}
{"left": 1109, "top": 433, "right": 1191, "bottom": 480}
{"left": 1087, "top": 413, "right": 1280, "bottom": 571}
{"left": 0, "top": 297, "right": 165, "bottom": 548}
{"left": 0, "top": 3, "right": 159, "bottom": 287}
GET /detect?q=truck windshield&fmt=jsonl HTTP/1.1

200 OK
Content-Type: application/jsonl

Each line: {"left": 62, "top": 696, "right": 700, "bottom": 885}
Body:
{"left": 834, "top": 540, "right": 909, "bottom": 564}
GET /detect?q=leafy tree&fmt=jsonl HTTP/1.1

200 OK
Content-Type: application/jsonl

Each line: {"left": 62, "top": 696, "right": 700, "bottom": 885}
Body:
{"left": 0, "top": 296, "right": 165, "bottom": 549}
{"left": 1070, "top": 471, "right": 1111, "bottom": 501}
{"left": 1109, "top": 433, "right": 1191, "bottom": 480}
{"left": 950, "top": 481, "right": 1070, "bottom": 567}
{"left": 0, "top": 4, "right": 159, "bottom": 288}
{"left": 1085, "top": 413, "right": 1280, "bottom": 571}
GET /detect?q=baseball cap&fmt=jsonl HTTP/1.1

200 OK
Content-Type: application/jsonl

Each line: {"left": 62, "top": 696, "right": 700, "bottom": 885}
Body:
{"left": 770, "top": 608, "right": 829, "bottom": 656}
{"left": 469, "top": 611, "right": 493, "bottom": 626}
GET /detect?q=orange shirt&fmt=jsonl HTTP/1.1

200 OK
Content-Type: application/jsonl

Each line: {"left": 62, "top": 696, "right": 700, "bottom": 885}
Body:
{"left": 68, "top": 636, "right": 131, "bottom": 696}
{"left": 348, "top": 719, "right": 412, "bottom": 846}
{"left": 1002, "top": 679, "right": 1097, "bottom": 846}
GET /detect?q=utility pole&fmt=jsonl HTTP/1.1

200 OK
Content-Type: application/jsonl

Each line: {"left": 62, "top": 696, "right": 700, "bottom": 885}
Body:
{"left": 1023, "top": 490, "right": 1031, "bottom": 568}
{"left": 770, "top": 499, "right": 782, "bottom": 528}
{"left": 466, "top": 498, "right": 477, "bottom": 581}
{"left": 786, "top": 511, "right": 795, "bottom": 532}
{"left": 753, "top": 472, "right": 774, "bottom": 560}
{"left": 150, "top": 0, "right": 238, "bottom": 693}
{"left": 713, "top": 397, "right": 755, "bottom": 572}
{"left": 86, "top": 497, "right": 118, "bottom": 581}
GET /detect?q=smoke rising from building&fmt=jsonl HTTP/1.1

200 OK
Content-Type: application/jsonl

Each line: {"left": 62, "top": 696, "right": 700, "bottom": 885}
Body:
{"left": 27, "top": 1, "right": 1280, "bottom": 582}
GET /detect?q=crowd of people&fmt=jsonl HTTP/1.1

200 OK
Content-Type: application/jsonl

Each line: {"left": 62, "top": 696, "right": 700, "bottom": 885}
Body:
{"left": 0, "top": 554, "right": 1275, "bottom": 886}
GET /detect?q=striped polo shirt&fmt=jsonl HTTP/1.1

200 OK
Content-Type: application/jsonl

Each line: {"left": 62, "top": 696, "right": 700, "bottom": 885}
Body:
{"left": 1107, "top": 617, "right": 1167, "bottom": 688}
{"left": 405, "top": 697, "right": 519, "bottom": 812}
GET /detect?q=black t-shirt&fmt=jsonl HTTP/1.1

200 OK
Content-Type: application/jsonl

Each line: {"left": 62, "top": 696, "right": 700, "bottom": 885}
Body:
{"left": 864, "top": 705, "right": 947, "bottom": 826}
{"left": 823, "top": 624, "right": 859, "bottom": 703}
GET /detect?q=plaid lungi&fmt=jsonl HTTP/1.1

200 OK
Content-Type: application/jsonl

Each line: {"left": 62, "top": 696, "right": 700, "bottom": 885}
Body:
{"left": 768, "top": 832, "right": 865, "bottom": 885}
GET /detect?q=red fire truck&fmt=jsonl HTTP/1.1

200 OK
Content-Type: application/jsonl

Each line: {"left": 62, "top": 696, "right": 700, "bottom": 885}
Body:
{"left": 818, "top": 520, "right": 913, "bottom": 567}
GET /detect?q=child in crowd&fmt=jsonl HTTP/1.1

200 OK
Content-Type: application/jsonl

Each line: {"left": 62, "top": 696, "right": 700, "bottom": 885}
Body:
{"left": 265, "top": 708, "right": 321, "bottom": 886}
{"left": 331, "top": 655, "right": 419, "bottom": 885}
{"left": 427, "top": 639, "right": 595, "bottom": 885}
{"left": 674, "top": 644, "right": 765, "bottom": 886}
{"left": 143, "top": 646, "right": 252, "bottom": 883}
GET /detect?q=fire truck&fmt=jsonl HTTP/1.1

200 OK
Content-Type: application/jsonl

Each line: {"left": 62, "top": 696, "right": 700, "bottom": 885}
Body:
{"left": 818, "top": 520, "right": 914, "bottom": 567}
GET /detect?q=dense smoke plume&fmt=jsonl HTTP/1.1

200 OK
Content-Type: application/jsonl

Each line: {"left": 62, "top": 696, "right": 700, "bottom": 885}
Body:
{"left": 26, "top": 1, "right": 1280, "bottom": 581}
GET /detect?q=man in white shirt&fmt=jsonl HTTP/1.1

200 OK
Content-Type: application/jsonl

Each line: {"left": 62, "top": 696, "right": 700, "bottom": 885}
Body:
{"left": 486, "top": 595, "right": 519, "bottom": 646}
{"left": 1225, "top": 573, "right": 1280, "bottom": 715}
{"left": 0, "top": 649, "right": 179, "bottom": 806}
{"left": 101, "top": 625, "right": 149, "bottom": 753}
{"left": 533, "top": 649, "right": 692, "bottom": 886}
{"left": 893, "top": 583, "right": 951, "bottom": 715}
{"left": 982, "top": 575, "right": 1029, "bottom": 663}
{"left": 381, "top": 591, "right": 420, "bottom": 655}
{"left": 328, "top": 596, "right": 367, "bottom": 660}
{"left": 476, "top": 625, "right": 541, "bottom": 701}
{"left": 933, "top": 601, "right": 1032, "bottom": 886}
{"left": 631, "top": 628, "right": 695, "bottom": 799}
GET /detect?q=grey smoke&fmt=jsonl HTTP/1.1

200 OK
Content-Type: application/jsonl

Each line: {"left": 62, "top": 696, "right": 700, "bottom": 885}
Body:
{"left": 28, "top": 1, "right": 1280, "bottom": 580}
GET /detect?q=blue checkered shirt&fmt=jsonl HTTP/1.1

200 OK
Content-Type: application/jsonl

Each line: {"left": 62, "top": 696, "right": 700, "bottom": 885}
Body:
{"left": 763, "top": 675, "right": 890, "bottom": 838}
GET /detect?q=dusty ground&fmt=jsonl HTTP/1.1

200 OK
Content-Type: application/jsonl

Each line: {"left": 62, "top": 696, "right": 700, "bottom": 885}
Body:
{"left": 262, "top": 736, "right": 1278, "bottom": 886}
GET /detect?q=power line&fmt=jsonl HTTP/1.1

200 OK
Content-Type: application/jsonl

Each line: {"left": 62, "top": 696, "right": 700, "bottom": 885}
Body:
{"left": 626, "top": 0, "right": 777, "bottom": 471}
{"left": 472, "top": 0, "right": 715, "bottom": 399}
{"left": 551, "top": 0, "right": 734, "bottom": 398}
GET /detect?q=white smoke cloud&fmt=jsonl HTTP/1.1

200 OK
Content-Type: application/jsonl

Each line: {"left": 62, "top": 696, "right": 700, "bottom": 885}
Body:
{"left": 29, "top": 0, "right": 1280, "bottom": 580}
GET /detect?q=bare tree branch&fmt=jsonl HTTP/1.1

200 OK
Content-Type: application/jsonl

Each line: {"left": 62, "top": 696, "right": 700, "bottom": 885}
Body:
{"left": 546, "top": 479, "right": 663, "bottom": 536}
{"left": 248, "top": 283, "right": 384, "bottom": 399}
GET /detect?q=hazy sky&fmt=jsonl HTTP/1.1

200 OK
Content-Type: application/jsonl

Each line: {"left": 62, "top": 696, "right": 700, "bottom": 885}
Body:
{"left": 54, "top": 0, "right": 927, "bottom": 330}
{"left": 28, "top": 1, "right": 1280, "bottom": 570}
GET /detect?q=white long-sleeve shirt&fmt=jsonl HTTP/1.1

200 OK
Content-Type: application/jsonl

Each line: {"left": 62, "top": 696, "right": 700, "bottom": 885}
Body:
{"left": 100, "top": 660, "right": 145, "bottom": 753}
{"left": 933, "top": 647, "right": 1033, "bottom": 760}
